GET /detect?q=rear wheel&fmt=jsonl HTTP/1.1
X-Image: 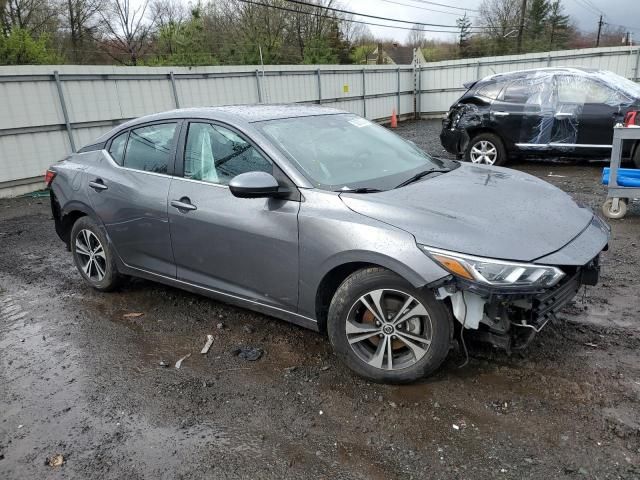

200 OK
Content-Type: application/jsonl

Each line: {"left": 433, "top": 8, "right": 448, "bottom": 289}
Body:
{"left": 70, "top": 217, "right": 121, "bottom": 291}
{"left": 327, "top": 268, "right": 451, "bottom": 384}
{"left": 465, "top": 132, "right": 507, "bottom": 166}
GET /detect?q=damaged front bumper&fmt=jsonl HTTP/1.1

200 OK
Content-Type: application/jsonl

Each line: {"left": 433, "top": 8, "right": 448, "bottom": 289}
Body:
{"left": 435, "top": 258, "right": 599, "bottom": 352}
{"left": 440, "top": 115, "right": 469, "bottom": 157}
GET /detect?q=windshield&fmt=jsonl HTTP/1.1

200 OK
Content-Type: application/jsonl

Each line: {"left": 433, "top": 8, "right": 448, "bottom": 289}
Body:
{"left": 255, "top": 114, "right": 455, "bottom": 191}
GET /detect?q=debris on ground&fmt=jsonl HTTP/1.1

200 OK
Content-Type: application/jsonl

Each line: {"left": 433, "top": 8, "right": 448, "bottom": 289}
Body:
{"left": 45, "top": 454, "right": 64, "bottom": 467}
{"left": 243, "top": 325, "right": 255, "bottom": 334}
{"left": 158, "top": 360, "right": 169, "bottom": 368}
{"left": 123, "top": 312, "right": 144, "bottom": 319}
{"left": 216, "top": 322, "right": 224, "bottom": 330}
{"left": 175, "top": 353, "right": 191, "bottom": 369}
{"left": 232, "top": 346, "right": 263, "bottom": 361}
{"left": 200, "top": 335, "right": 214, "bottom": 354}
{"left": 320, "top": 365, "right": 331, "bottom": 371}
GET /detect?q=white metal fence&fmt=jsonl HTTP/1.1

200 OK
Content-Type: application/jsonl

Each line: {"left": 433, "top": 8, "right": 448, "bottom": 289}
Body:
{"left": 1, "top": 45, "right": 639, "bottom": 197}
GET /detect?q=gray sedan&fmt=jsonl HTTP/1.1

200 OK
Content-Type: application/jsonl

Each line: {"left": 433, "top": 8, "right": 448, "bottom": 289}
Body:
{"left": 47, "top": 105, "right": 609, "bottom": 383}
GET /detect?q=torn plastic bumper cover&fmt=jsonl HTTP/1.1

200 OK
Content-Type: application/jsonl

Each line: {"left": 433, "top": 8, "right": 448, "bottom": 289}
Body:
{"left": 434, "top": 262, "right": 597, "bottom": 351}
{"left": 422, "top": 213, "right": 609, "bottom": 351}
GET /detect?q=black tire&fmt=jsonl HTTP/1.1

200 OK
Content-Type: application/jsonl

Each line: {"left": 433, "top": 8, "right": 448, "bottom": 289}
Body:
{"left": 70, "top": 216, "right": 121, "bottom": 291}
{"left": 464, "top": 132, "right": 508, "bottom": 166}
{"left": 327, "top": 267, "right": 452, "bottom": 384}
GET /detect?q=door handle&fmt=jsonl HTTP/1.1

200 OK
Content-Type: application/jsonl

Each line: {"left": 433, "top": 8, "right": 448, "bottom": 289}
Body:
{"left": 171, "top": 198, "right": 197, "bottom": 212}
{"left": 493, "top": 111, "right": 510, "bottom": 116}
{"left": 89, "top": 179, "right": 108, "bottom": 191}
{"left": 554, "top": 112, "right": 574, "bottom": 119}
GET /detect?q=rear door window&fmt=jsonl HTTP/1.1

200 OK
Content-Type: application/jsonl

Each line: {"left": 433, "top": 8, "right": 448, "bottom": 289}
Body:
{"left": 124, "top": 123, "right": 178, "bottom": 174}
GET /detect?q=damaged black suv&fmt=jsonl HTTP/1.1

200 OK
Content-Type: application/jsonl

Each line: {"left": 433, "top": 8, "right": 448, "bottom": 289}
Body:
{"left": 440, "top": 67, "right": 640, "bottom": 166}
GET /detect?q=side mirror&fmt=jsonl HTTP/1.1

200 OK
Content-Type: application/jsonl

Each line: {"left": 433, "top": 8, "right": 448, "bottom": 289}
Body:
{"left": 229, "top": 171, "right": 281, "bottom": 198}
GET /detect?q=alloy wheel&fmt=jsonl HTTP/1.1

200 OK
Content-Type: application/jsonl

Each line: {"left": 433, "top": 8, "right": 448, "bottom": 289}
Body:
{"left": 75, "top": 229, "right": 107, "bottom": 282}
{"left": 470, "top": 140, "right": 498, "bottom": 165}
{"left": 346, "top": 289, "right": 433, "bottom": 371}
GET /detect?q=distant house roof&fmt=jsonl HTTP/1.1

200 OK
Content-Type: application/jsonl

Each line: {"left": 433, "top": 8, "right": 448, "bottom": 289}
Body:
{"left": 365, "top": 44, "right": 425, "bottom": 65}
{"left": 385, "top": 45, "right": 416, "bottom": 65}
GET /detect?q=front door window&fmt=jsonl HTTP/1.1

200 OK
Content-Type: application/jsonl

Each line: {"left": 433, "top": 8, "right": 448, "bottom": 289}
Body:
{"left": 184, "top": 123, "right": 272, "bottom": 184}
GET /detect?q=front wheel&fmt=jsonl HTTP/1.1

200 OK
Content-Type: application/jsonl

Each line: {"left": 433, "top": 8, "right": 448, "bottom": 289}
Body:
{"left": 327, "top": 268, "right": 451, "bottom": 384}
{"left": 465, "top": 133, "right": 507, "bottom": 166}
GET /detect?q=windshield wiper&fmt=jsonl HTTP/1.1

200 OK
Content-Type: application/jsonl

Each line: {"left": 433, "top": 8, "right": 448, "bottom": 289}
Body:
{"left": 337, "top": 187, "right": 383, "bottom": 193}
{"left": 395, "top": 169, "right": 450, "bottom": 189}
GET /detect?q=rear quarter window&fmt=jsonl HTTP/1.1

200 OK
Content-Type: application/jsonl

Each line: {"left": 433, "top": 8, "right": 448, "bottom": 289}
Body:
{"left": 108, "top": 131, "right": 128, "bottom": 165}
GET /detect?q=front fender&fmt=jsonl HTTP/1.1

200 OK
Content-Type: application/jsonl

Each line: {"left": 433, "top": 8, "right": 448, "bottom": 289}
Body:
{"left": 297, "top": 190, "right": 449, "bottom": 319}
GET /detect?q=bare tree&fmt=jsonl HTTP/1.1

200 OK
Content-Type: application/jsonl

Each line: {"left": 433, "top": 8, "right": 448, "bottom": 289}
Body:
{"left": 60, "top": 0, "right": 104, "bottom": 62}
{"left": 406, "top": 23, "right": 425, "bottom": 48}
{"left": 479, "top": 0, "right": 522, "bottom": 53}
{"left": 99, "top": 0, "right": 152, "bottom": 65}
{"left": 1, "top": 0, "right": 59, "bottom": 35}
{"left": 148, "top": 0, "right": 185, "bottom": 30}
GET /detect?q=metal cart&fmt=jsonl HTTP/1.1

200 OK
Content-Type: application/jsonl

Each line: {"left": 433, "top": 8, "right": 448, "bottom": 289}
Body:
{"left": 601, "top": 126, "right": 640, "bottom": 219}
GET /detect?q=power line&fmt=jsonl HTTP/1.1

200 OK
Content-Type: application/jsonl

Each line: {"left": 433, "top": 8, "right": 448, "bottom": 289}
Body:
{"left": 568, "top": 0, "right": 602, "bottom": 18}
{"left": 399, "top": 0, "right": 480, "bottom": 13}
{"left": 376, "top": 0, "right": 480, "bottom": 19}
{"left": 281, "top": 0, "right": 483, "bottom": 29}
{"left": 237, "top": 0, "right": 500, "bottom": 32}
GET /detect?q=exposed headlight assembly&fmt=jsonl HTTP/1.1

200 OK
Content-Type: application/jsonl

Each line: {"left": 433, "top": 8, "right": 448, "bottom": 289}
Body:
{"left": 420, "top": 245, "right": 565, "bottom": 288}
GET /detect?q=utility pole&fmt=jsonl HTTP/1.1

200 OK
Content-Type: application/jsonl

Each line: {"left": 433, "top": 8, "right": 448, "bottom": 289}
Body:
{"left": 596, "top": 15, "right": 603, "bottom": 47}
{"left": 516, "top": 0, "right": 527, "bottom": 54}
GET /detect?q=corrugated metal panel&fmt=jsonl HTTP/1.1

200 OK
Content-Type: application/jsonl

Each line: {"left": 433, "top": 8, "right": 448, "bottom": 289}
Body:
{"left": 0, "top": 130, "right": 69, "bottom": 183}
{"left": 0, "top": 79, "right": 61, "bottom": 130}
{"left": 1, "top": 46, "right": 638, "bottom": 194}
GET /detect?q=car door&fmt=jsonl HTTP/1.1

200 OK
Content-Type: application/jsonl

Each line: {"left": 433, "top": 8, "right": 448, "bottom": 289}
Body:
{"left": 168, "top": 121, "right": 300, "bottom": 311}
{"left": 88, "top": 121, "right": 181, "bottom": 277}
{"left": 490, "top": 76, "right": 551, "bottom": 147}
{"left": 555, "top": 75, "right": 630, "bottom": 148}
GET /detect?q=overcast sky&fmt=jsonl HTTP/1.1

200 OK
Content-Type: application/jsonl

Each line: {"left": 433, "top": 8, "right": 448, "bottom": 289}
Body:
{"left": 341, "top": 0, "right": 640, "bottom": 43}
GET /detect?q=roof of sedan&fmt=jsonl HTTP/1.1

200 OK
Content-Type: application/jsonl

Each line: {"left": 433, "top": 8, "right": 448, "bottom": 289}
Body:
{"left": 91, "top": 104, "right": 348, "bottom": 146}
{"left": 134, "top": 104, "right": 346, "bottom": 125}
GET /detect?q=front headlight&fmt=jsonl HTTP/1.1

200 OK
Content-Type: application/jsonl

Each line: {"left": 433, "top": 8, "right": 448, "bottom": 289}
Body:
{"left": 420, "top": 245, "right": 565, "bottom": 288}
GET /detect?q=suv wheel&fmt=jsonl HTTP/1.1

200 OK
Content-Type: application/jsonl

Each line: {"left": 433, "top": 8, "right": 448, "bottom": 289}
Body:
{"left": 70, "top": 217, "right": 121, "bottom": 291}
{"left": 465, "top": 133, "right": 507, "bottom": 166}
{"left": 327, "top": 268, "right": 451, "bottom": 383}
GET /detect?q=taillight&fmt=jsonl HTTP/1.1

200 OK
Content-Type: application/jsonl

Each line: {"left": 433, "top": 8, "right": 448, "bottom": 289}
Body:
{"left": 45, "top": 169, "right": 56, "bottom": 187}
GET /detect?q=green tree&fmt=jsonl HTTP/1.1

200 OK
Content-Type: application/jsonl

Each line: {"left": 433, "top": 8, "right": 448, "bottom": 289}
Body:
{"left": 302, "top": 35, "right": 337, "bottom": 64}
{"left": 547, "top": 0, "right": 570, "bottom": 50}
{"left": 151, "top": 7, "right": 217, "bottom": 65}
{"left": 457, "top": 13, "right": 472, "bottom": 58}
{"left": 526, "top": 0, "right": 551, "bottom": 51}
{"left": 0, "top": 27, "right": 60, "bottom": 64}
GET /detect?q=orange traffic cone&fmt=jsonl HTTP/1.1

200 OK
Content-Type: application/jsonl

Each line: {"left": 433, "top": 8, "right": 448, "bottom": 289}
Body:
{"left": 391, "top": 109, "right": 398, "bottom": 128}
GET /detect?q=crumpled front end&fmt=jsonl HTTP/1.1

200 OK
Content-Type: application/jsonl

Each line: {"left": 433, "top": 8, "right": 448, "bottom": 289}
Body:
{"left": 440, "top": 104, "right": 483, "bottom": 156}
{"left": 425, "top": 215, "right": 609, "bottom": 352}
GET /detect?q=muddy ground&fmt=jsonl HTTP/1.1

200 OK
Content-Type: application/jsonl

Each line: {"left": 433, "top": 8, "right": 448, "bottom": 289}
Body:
{"left": 1, "top": 120, "right": 639, "bottom": 479}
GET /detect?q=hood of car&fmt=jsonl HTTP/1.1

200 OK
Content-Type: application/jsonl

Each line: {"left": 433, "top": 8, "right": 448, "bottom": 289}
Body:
{"left": 339, "top": 163, "right": 594, "bottom": 262}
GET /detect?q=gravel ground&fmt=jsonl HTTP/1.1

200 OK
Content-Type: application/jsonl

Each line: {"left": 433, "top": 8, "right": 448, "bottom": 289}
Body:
{"left": 1, "top": 120, "right": 639, "bottom": 479}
